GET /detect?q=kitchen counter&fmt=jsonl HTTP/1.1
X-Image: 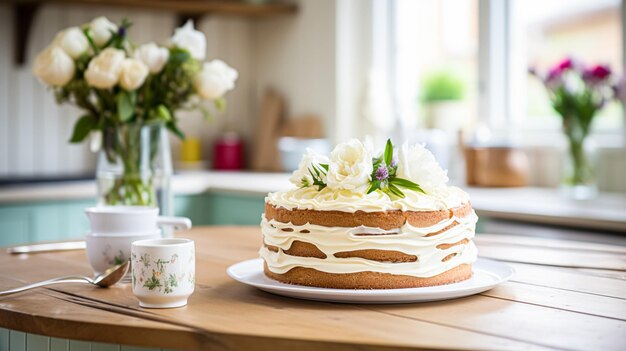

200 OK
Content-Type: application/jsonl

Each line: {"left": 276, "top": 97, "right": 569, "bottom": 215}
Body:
{"left": 0, "top": 171, "right": 291, "bottom": 203}
{"left": 1, "top": 171, "right": 625, "bottom": 232}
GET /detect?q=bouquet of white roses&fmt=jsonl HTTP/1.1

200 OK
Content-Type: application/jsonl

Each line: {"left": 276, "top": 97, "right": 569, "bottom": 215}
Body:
{"left": 32, "top": 17, "right": 238, "bottom": 206}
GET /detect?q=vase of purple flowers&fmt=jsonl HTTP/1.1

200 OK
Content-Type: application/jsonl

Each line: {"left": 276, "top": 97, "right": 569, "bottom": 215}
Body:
{"left": 530, "top": 58, "right": 619, "bottom": 199}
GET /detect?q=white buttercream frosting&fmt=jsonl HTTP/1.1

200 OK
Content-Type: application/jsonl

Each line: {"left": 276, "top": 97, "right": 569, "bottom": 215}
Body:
{"left": 260, "top": 210, "right": 478, "bottom": 278}
{"left": 266, "top": 185, "right": 469, "bottom": 213}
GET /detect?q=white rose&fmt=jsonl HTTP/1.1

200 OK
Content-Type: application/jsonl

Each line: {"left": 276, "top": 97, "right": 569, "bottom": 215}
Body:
{"left": 133, "top": 42, "right": 169, "bottom": 73}
{"left": 289, "top": 149, "right": 330, "bottom": 188}
{"left": 326, "top": 139, "right": 373, "bottom": 192}
{"left": 90, "top": 16, "right": 118, "bottom": 47}
{"left": 171, "top": 20, "right": 206, "bottom": 60}
{"left": 32, "top": 46, "right": 75, "bottom": 87}
{"left": 84, "top": 48, "right": 125, "bottom": 89}
{"left": 53, "top": 27, "right": 89, "bottom": 59}
{"left": 119, "top": 58, "right": 149, "bottom": 90}
{"left": 195, "top": 60, "right": 238, "bottom": 100}
{"left": 396, "top": 142, "right": 448, "bottom": 192}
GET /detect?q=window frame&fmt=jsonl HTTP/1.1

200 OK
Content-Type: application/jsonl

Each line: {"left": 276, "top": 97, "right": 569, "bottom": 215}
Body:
{"left": 477, "top": 0, "right": 626, "bottom": 147}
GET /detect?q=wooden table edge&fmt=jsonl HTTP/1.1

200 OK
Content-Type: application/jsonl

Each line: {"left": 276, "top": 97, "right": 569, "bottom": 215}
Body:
{"left": 0, "top": 291, "right": 444, "bottom": 351}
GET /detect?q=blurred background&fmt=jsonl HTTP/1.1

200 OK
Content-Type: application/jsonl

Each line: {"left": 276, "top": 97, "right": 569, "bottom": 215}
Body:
{"left": 0, "top": 0, "right": 624, "bottom": 245}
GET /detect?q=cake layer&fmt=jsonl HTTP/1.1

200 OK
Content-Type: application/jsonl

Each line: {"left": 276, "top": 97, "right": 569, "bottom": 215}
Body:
{"left": 263, "top": 262, "right": 473, "bottom": 289}
{"left": 260, "top": 205, "right": 478, "bottom": 279}
{"left": 266, "top": 238, "right": 470, "bottom": 263}
{"left": 265, "top": 202, "right": 473, "bottom": 230}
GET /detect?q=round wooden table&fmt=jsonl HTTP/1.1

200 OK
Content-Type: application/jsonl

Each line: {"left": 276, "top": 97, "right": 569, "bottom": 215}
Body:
{"left": 0, "top": 227, "right": 625, "bottom": 350}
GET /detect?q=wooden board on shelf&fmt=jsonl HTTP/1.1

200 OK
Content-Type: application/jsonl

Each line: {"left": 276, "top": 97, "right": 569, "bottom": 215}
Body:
{"left": 19, "top": 0, "right": 299, "bottom": 17}
{"left": 251, "top": 89, "right": 284, "bottom": 172}
{"left": 279, "top": 115, "right": 324, "bottom": 139}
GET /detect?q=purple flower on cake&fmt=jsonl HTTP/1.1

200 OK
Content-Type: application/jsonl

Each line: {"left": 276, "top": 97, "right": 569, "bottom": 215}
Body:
{"left": 390, "top": 156, "right": 398, "bottom": 168}
{"left": 374, "top": 164, "right": 389, "bottom": 181}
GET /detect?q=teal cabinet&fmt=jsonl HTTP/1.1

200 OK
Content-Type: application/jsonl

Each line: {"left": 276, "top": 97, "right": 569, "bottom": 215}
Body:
{"left": 174, "top": 192, "right": 265, "bottom": 226}
{"left": 205, "top": 191, "right": 265, "bottom": 225}
{"left": 0, "top": 192, "right": 266, "bottom": 247}
{"left": 0, "top": 199, "right": 95, "bottom": 246}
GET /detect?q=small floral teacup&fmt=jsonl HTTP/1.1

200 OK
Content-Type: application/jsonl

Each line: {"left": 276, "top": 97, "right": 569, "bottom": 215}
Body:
{"left": 131, "top": 238, "right": 195, "bottom": 308}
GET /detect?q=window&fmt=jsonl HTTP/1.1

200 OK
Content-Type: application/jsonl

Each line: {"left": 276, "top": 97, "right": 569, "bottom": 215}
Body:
{"left": 391, "top": 0, "right": 479, "bottom": 133}
{"left": 509, "top": 0, "right": 623, "bottom": 137}
{"left": 380, "top": 0, "right": 625, "bottom": 145}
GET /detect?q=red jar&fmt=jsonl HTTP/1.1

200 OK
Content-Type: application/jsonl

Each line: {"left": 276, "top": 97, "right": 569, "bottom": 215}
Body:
{"left": 213, "top": 133, "right": 244, "bottom": 170}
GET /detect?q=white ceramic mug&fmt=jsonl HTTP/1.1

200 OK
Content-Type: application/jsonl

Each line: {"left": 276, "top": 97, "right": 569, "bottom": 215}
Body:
{"left": 85, "top": 206, "right": 192, "bottom": 235}
{"left": 86, "top": 231, "right": 161, "bottom": 275}
{"left": 131, "top": 238, "right": 195, "bottom": 308}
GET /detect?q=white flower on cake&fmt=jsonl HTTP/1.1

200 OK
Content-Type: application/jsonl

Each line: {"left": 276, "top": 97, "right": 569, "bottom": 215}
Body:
{"left": 397, "top": 142, "right": 449, "bottom": 192}
{"left": 326, "top": 139, "right": 373, "bottom": 192}
{"left": 32, "top": 46, "right": 75, "bottom": 87}
{"left": 53, "top": 27, "right": 89, "bottom": 59}
{"left": 290, "top": 149, "right": 329, "bottom": 188}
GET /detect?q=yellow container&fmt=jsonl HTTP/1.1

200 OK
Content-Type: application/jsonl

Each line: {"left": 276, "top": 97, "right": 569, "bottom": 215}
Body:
{"left": 180, "top": 138, "right": 202, "bottom": 163}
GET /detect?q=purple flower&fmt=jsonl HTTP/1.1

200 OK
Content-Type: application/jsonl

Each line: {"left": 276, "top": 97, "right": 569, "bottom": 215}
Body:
{"left": 557, "top": 58, "right": 574, "bottom": 71}
{"left": 545, "top": 58, "right": 577, "bottom": 87}
{"left": 583, "top": 64, "right": 611, "bottom": 84}
{"left": 545, "top": 67, "right": 564, "bottom": 89}
{"left": 546, "top": 67, "right": 562, "bottom": 82}
{"left": 375, "top": 165, "right": 389, "bottom": 181}
{"left": 118, "top": 27, "right": 126, "bottom": 37}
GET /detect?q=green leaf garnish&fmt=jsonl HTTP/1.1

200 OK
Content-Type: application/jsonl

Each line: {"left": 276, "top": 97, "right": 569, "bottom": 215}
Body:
{"left": 387, "top": 183, "right": 406, "bottom": 198}
{"left": 384, "top": 139, "right": 393, "bottom": 166}
{"left": 367, "top": 180, "right": 381, "bottom": 194}
{"left": 308, "top": 163, "right": 328, "bottom": 191}
{"left": 391, "top": 177, "right": 426, "bottom": 194}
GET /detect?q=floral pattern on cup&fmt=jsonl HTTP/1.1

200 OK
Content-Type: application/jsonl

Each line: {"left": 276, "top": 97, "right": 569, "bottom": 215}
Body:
{"left": 103, "top": 244, "right": 126, "bottom": 266}
{"left": 131, "top": 252, "right": 194, "bottom": 294}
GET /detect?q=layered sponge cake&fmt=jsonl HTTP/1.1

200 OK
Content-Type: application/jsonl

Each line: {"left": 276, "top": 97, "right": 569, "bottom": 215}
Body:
{"left": 260, "top": 139, "right": 477, "bottom": 289}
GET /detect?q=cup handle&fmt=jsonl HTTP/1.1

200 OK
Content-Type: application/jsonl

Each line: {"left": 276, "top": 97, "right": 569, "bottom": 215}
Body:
{"left": 157, "top": 216, "right": 192, "bottom": 231}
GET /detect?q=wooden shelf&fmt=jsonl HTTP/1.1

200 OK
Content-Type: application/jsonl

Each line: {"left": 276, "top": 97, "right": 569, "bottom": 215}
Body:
{"left": 11, "top": 0, "right": 298, "bottom": 64}
{"left": 52, "top": 0, "right": 298, "bottom": 16}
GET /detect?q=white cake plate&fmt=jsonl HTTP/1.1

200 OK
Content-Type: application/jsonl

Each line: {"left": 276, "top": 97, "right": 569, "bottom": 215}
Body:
{"left": 226, "top": 257, "right": 514, "bottom": 304}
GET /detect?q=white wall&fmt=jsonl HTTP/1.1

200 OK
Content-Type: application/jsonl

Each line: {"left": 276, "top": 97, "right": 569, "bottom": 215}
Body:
{"left": 251, "top": 0, "right": 337, "bottom": 141}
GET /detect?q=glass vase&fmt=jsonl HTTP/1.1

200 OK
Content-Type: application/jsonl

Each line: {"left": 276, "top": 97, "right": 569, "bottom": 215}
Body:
{"left": 97, "top": 123, "right": 173, "bottom": 216}
{"left": 560, "top": 121, "right": 597, "bottom": 200}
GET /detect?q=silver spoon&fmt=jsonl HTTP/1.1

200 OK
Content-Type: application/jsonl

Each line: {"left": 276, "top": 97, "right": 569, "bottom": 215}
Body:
{"left": 0, "top": 261, "right": 130, "bottom": 296}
